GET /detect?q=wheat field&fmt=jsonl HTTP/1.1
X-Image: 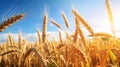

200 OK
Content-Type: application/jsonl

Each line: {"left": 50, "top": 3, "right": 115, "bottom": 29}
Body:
{"left": 0, "top": 0, "right": 120, "bottom": 67}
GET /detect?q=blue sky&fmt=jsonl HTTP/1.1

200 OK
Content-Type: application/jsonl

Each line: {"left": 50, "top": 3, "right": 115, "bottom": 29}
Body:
{"left": 0, "top": 0, "right": 120, "bottom": 42}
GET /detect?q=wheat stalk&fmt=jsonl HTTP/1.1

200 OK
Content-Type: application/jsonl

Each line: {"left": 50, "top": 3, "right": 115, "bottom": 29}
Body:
{"left": 75, "top": 17, "right": 87, "bottom": 47}
{"left": 78, "top": 25, "right": 87, "bottom": 48}
{"left": 106, "top": 0, "right": 113, "bottom": 23}
{"left": 59, "top": 55, "right": 67, "bottom": 67}
{"left": 37, "top": 29, "right": 42, "bottom": 43}
{"left": 106, "top": 0, "right": 115, "bottom": 36}
{"left": 0, "top": 50, "right": 18, "bottom": 56}
{"left": 89, "top": 32, "right": 113, "bottom": 38}
{"left": 59, "top": 31, "right": 63, "bottom": 44}
{"left": 42, "top": 14, "right": 48, "bottom": 42}
{"left": 0, "top": 14, "right": 24, "bottom": 32}
{"left": 73, "top": 17, "right": 79, "bottom": 42}
{"left": 72, "top": 9, "right": 94, "bottom": 35}
{"left": 21, "top": 48, "right": 48, "bottom": 67}
{"left": 49, "top": 19, "right": 61, "bottom": 29}
{"left": 7, "top": 46, "right": 19, "bottom": 49}
{"left": 71, "top": 44, "right": 87, "bottom": 63}
{"left": 18, "top": 32, "right": 23, "bottom": 49}
{"left": 8, "top": 34, "right": 14, "bottom": 46}
{"left": 56, "top": 44, "right": 64, "bottom": 50}
{"left": 61, "top": 12, "right": 69, "bottom": 28}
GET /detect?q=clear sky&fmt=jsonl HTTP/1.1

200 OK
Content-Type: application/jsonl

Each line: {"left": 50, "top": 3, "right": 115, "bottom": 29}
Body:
{"left": 0, "top": 0, "right": 120, "bottom": 42}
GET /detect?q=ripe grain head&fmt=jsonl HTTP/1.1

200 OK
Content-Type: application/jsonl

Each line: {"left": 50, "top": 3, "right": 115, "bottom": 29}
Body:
{"left": 61, "top": 12, "right": 69, "bottom": 28}
{"left": 0, "top": 14, "right": 24, "bottom": 32}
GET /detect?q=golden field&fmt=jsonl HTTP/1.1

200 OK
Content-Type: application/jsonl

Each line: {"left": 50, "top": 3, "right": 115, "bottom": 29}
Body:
{"left": 0, "top": 0, "right": 120, "bottom": 67}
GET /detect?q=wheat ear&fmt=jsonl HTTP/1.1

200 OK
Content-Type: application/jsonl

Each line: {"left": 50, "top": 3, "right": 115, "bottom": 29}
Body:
{"left": 73, "top": 17, "right": 79, "bottom": 42}
{"left": 61, "top": 12, "right": 69, "bottom": 28}
{"left": 0, "top": 14, "right": 24, "bottom": 32}
{"left": 49, "top": 19, "right": 61, "bottom": 29}
{"left": 71, "top": 45, "right": 87, "bottom": 63}
{"left": 0, "top": 50, "right": 18, "bottom": 56}
{"left": 8, "top": 34, "right": 14, "bottom": 46}
{"left": 72, "top": 9, "right": 94, "bottom": 35}
{"left": 89, "top": 32, "right": 113, "bottom": 38}
{"left": 37, "top": 29, "right": 42, "bottom": 43}
{"left": 59, "top": 31, "right": 63, "bottom": 44}
{"left": 42, "top": 14, "right": 48, "bottom": 42}
{"left": 21, "top": 48, "right": 48, "bottom": 67}
{"left": 106, "top": 0, "right": 115, "bottom": 36}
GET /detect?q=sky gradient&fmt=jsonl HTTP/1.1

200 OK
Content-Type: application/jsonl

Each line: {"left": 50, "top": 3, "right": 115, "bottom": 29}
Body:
{"left": 0, "top": 0, "right": 120, "bottom": 42}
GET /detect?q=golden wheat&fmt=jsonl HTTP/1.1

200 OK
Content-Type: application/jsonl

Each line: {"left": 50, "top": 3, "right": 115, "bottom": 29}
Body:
{"left": 73, "top": 17, "right": 79, "bottom": 42}
{"left": 49, "top": 19, "right": 61, "bottom": 29}
{"left": 106, "top": 0, "right": 116, "bottom": 36}
{"left": 0, "top": 0, "right": 119, "bottom": 66}
{"left": 0, "top": 50, "right": 18, "bottom": 56}
{"left": 59, "top": 31, "right": 63, "bottom": 43}
{"left": 72, "top": 9, "right": 94, "bottom": 35}
{"left": 71, "top": 45, "right": 87, "bottom": 63}
{"left": 106, "top": 0, "right": 113, "bottom": 23}
{"left": 78, "top": 27, "right": 87, "bottom": 48}
{"left": 42, "top": 14, "right": 48, "bottom": 42}
{"left": 18, "top": 32, "right": 23, "bottom": 49}
{"left": 89, "top": 32, "right": 113, "bottom": 38}
{"left": 0, "top": 14, "right": 24, "bottom": 32}
{"left": 8, "top": 34, "right": 14, "bottom": 46}
{"left": 61, "top": 12, "right": 69, "bottom": 28}
{"left": 37, "top": 29, "right": 42, "bottom": 43}
{"left": 60, "top": 55, "right": 67, "bottom": 67}
{"left": 21, "top": 48, "right": 48, "bottom": 67}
